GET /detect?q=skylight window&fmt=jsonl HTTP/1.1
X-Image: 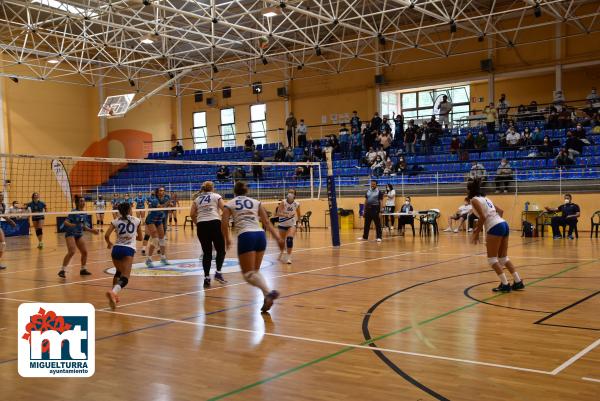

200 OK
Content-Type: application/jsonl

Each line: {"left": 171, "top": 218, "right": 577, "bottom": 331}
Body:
{"left": 32, "top": 0, "right": 99, "bottom": 19}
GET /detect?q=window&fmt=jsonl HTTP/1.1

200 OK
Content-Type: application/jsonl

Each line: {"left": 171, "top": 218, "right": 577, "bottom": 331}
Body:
{"left": 249, "top": 104, "right": 267, "bottom": 145}
{"left": 383, "top": 84, "right": 471, "bottom": 127}
{"left": 192, "top": 111, "right": 207, "bottom": 150}
{"left": 220, "top": 108, "right": 236, "bottom": 147}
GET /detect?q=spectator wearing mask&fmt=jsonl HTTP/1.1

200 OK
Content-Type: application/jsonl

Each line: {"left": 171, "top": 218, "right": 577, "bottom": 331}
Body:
{"left": 565, "top": 130, "right": 583, "bottom": 159}
{"left": 532, "top": 127, "right": 544, "bottom": 145}
{"left": 383, "top": 184, "right": 396, "bottom": 229}
{"left": 232, "top": 167, "right": 246, "bottom": 180}
{"left": 326, "top": 133, "right": 340, "bottom": 153}
{"left": 339, "top": 123, "right": 349, "bottom": 136}
{"left": 350, "top": 111, "right": 361, "bottom": 132}
{"left": 364, "top": 147, "right": 377, "bottom": 166}
{"left": 404, "top": 120, "right": 418, "bottom": 155}
{"left": 363, "top": 123, "right": 376, "bottom": 150}
{"left": 216, "top": 165, "right": 230, "bottom": 182}
{"left": 545, "top": 194, "right": 580, "bottom": 240}
{"left": 444, "top": 198, "right": 472, "bottom": 233}
{"left": 426, "top": 116, "right": 442, "bottom": 143}
{"left": 370, "top": 112, "right": 382, "bottom": 133}
{"left": 371, "top": 155, "right": 385, "bottom": 177}
{"left": 351, "top": 127, "right": 363, "bottom": 160}
{"left": 244, "top": 135, "right": 255, "bottom": 152}
{"left": 378, "top": 131, "right": 392, "bottom": 153}
{"left": 437, "top": 95, "right": 453, "bottom": 128}
{"left": 463, "top": 132, "right": 475, "bottom": 151}
{"left": 555, "top": 148, "right": 574, "bottom": 168}
{"left": 419, "top": 124, "right": 431, "bottom": 155}
{"left": 284, "top": 147, "right": 295, "bottom": 162}
{"left": 379, "top": 117, "right": 391, "bottom": 135}
{"left": 475, "top": 130, "right": 488, "bottom": 152}
{"left": 469, "top": 161, "right": 487, "bottom": 182}
{"left": 393, "top": 113, "right": 404, "bottom": 147}
{"left": 274, "top": 146, "right": 286, "bottom": 162}
{"left": 450, "top": 135, "right": 460, "bottom": 155}
{"left": 497, "top": 94, "right": 510, "bottom": 127}
{"left": 495, "top": 159, "right": 513, "bottom": 193}
{"left": 297, "top": 119, "right": 308, "bottom": 148}
{"left": 394, "top": 155, "right": 408, "bottom": 174}
{"left": 397, "top": 196, "right": 414, "bottom": 235}
{"left": 483, "top": 102, "right": 498, "bottom": 135}
{"left": 521, "top": 128, "right": 533, "bottom": 150}
{"left": 285, "top": 112, "right": 297, "bottom": 148}
{"left": 574, "top": 123, "right": 591, "bottom": 144}
{"left": 505, "top": 128, "right": 521, "bottom": 148}
{"left": 383, "top": 157, "right": 394, "bottom": 176}
{"left": 539, "top": 135, "right": 554, "bottom": 158}
{"left": 312, "top": 141, "right": 323, "bottom": 161}
{"left": 252, "top": 150, "right": 264, "bottom": 180}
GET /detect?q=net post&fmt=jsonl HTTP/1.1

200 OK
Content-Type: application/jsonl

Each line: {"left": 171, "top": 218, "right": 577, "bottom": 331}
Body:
{"left": 309, "top": 162, "right": 314, "bottom": 199}
{"left": 325, "top": 149, "right": 341, "bottom": 247}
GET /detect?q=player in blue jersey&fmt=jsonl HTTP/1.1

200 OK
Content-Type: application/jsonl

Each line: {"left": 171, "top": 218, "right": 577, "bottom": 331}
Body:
{"left": 144, "top": 186, "right": 171, "bottom": 267}
{"left": 26, "top": 192, "right": 47, "bottom": 249}
{"left": 133, "top": 191, "right": 147, "bottom": 220}
{"left": 58, "top": 195, "right": 99, "bottom": 278}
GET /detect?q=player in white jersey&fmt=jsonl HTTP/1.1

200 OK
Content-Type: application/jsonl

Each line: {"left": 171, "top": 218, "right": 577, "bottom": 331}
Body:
{"left": 276, "top": 189, "right": 301, "bottom": 264}
{"left": 94, "top": 195, "right": 106, "bottom": 230}
{"left": 190, "top": 181, "right": 227, "bottom": 288}
{"left": 104, "top": 202, "right": 142, "bottom": 309}
{"left": 222, "top": 181, "right": 284, "bottom": 312}
{"left": 468, "top": 179, "right": 524, "bottom": 293}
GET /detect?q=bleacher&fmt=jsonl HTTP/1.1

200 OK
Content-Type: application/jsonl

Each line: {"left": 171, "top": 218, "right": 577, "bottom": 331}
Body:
{"left": 96, "top": 122, "right": 600, "bottom": 194}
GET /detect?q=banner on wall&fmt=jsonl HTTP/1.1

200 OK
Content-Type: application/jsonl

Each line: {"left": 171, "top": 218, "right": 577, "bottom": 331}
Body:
{"left": 51, "top": 160, "right": 73, "bottom": 207}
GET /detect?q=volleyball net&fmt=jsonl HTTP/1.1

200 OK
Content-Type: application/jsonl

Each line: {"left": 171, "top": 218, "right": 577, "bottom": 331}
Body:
{"left": 0, "top": 153, "right": 322, "bottom": 220}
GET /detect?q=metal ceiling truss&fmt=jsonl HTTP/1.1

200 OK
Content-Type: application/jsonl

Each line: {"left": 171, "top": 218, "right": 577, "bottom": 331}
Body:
{"left": 0, "top": 0, "right": 598, "bottom": 97}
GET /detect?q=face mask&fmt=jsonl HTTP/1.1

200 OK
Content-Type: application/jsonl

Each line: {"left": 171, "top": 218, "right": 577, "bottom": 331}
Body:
{"left": 405, "top": 201, "right": 410, "bottom": 205}
{"left": 564, "top": 199, "right": 570, "bottom": 204}
{"left": 287, "top": 193, "right": 295, "bottom": 202}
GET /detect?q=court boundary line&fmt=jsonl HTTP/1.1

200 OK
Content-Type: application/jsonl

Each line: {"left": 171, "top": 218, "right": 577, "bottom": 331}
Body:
{"left": 582, "top": 377, "right": 600, "bottom": 383}
{"left": 550, "top": 338, "right": 600, "bottom": 375}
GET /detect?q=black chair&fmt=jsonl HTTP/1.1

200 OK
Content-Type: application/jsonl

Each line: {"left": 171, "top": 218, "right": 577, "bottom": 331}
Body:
{"left": 561, "top": 221, "right": 578, "bottom": 238}
{"left": 591, "top": 211, "right": 600, "bottom": 238}
{"left": 298, "top": 211, "right": 312, "bottom": 232}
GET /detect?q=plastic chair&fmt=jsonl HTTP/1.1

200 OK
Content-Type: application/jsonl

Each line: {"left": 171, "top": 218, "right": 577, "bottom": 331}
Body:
{"left": 591, "top": 211, "right": 600, "bottom": 238}
{"left": 298, "top": 211, "right": 312, "bottom": 232}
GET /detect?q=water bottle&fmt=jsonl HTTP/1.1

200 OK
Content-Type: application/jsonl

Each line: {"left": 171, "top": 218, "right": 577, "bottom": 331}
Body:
{"left": 524, "top": 202, "right": 529, "bottom": 212}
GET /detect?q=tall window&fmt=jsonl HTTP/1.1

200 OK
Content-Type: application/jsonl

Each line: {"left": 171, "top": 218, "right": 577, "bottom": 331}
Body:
{"left": 249, "top": 104, "right": 267, "bottom": 145}
{"left": 382, "top": 84, "right": 470, "bottom": 126}
{"left": 192, "top": 111, "right": 207, "bottom": 150}
{"left": 220, "top": 107, "right": 236, "bottom": 147}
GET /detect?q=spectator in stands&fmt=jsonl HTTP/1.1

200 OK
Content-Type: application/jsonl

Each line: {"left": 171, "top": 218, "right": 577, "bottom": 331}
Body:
{"left": 437, "top": 95, "right": 453, "bottom": 128}
{"left": 216, "top": 165, "right": 230, "bottom": 182}
{"left": 393, "top": 112, "right": 404, "bottom": 147}
{"left": 350, "top": 111, "right": 361, "bottom": 132}
{"left": 505, "top": 127, "right": 521, "bottom": 148}
{"left": 539, "top": 135, "right": 554, "bottom": 158}
{"left": 370, "top": 112, "right": 382, "bottom": 133}
{"left": 274, "top": 146, "right": 286, "bottom": 162}
{"left": 379, "top": 117, "right": 391, "bottom": 135}
{"left": 404, "top": 120, "right": 418, "bottom": 155}
{"left": 546, "top": 107, "right": 559, "bottom": 129}
{"left": 475, "top": 130, "right": 488, "bottom": 152}
{"left": 532, "top": 127, "right": 544, "bottom": 145}
{"left": 427, "top": 115, "right": 442, "bottom": 142}
{"left": 545, "top": 194, "right": 580, "bottom": 240}
{"left": 383, "top": 157, "right": 394, "bottom": 176}
{"left": 294, "top": 165, "right": 308, "bottom": 179}
{"left": 252, "top": 150, "right": 264, "bottom": 180}
{"left": 553, "top": 90, "right": 566, "bottom": 107}
{"left": 444, "top": 197, "right": 472, "bottom": 233}
{"left": 483, "top": 102, "right": 498, "bottom": 135}
{"left": 297, "top": 119, "right": 308, "bottom": 148}
{"left": 365, "top": 147, "right": 377, "bottom": 166}
{"left": 419, "top": 123, "right": 431, "bottom": 155}
{"left": 521, "top": 128, "right": 533, "bottom": 150}
{"left": 285, "top": 112, "right": 297, "bottom": 148}
{"left": 339, "top": 129, "right": 350, "bottom": 158}
{"left": 558, "top": 106, "right": 574, "bottom": 129}
{"left": 351, "top": 127, "right": 363, "bottom": 160}
{"left": 363, "top": 122, "right": 376, "bottom": 150}
{"left": 371, "top": 155, "right": 385, "bottom": 177}
{"left": 339, "top": 123, "right": 349, "bottom": 136}
{"left": 394, "top": 155, "right": 408, "bottom": 174}
{"left": 497, "top": 93, "right": 510, "bottom": 127}
{"left": 232, "top": 167, "right": 246, "bottom": 180}
{"left": 565, "top": 130, "right": 583, "bottom": 159}
{"left": 555, "top": 148, "right": 574, "bottom": 168}
{"left": 450, "top": 135, "right": 460, "bottom": 155}
{"left": 171, "top": 141, "right": 184, "bottom": 157}
{"left": 312, "top": 141, "right": 323, "bottom": 161}
{"left": 284, "top": 147, "right": 295, "bottom": 162}
{"left": 574, "top": 123, "right": 591, "bottom": 145}
{"left": 244, "top": 134, "right": 255, "bottom": 152}
{"left": 587, "top": 87, "right": 599, "bottom": 104}
{"left": 326, "top": 133, "right": 339, "bottom": 153}
{"left": 495, "top": 158, "right": 513, "bottom": 193}
{"left": 378, "top": 131, "right": 392, "bottom": 154}
{"left": 468, "top": 160, "right": 487, "bottom": 182}
{"left": 463, "top": 132, "right": 475, "bottom": 151}
{"left": 376, "top": 147, "right": 386, "bottom": 163}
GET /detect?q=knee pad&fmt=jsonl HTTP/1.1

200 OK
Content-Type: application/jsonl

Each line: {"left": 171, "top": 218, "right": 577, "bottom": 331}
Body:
{"left": 158, "top": 238, "right": 166, "bottom": 247}
{"left": 117, "top": 276, "right": 129, "bottom": 288}
{"left": 35, "top": 228, "right": 43, "bottom": 237}
{"left": 143, "top": 234, "right": 150, "bottom": 241}
{"left": 498, "top": 257, "right": 509, "bottom": 266}
{"left": 0, "top": 242, "right": 5, "bottom": 252}
{"left": 286, "top": 236, "right": 293, "bottom": 249}
{"left": 113, "top": 270, "right": 122, "bottom": 279}
{"left": 488, "top": 257, "right": 499, "bottom": 266}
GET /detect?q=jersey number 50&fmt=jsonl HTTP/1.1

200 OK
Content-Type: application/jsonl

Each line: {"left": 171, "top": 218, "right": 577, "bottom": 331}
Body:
{"left": 235, "top": 199, "right": 253, "bottom": 210}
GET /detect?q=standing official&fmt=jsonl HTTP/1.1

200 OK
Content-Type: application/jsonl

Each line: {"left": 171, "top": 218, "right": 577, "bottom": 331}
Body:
{"left": 359, "top": 180, "right": 384, "bottom": 242}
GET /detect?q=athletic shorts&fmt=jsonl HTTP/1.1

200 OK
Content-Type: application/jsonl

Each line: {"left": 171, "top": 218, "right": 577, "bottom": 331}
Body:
{"left": 65, "top": 233, "right": 83, "bottom": 240}
{"left": 145, "top": 214, "right": 164, "bottom": 226}
{"left": 32, "top": 216, "right": 45, "bottom": 222}
{"left": 487, "top": 221, "right": 510, "bottom": 237}
{"left": 278, "top": 225, "right": 294, "bottom": 231}
{"left": 237, "top": 231, "right": 267, "bottom": 255}
{"left": 112, "top": 245, "right": 135, "bottom": 260}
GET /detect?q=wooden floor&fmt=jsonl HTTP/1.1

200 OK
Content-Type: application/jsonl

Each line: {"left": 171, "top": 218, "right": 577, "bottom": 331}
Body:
{"left": 1, "top": 226, "right": 599, "bottom": 401}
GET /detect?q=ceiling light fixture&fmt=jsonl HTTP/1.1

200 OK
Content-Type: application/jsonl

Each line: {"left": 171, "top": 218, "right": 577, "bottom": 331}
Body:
{"left": 261, "top": 6, "right": 281, "bottom": 17}
{"left": 47, "top": 57, "right": 60, "bottom": 64}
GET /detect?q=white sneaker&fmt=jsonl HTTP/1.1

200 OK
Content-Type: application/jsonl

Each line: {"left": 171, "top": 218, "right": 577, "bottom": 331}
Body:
{"left": 443, "top": 228, "right": 452, "bottom": 232}
{"left": 468, "top": 228, "right": 473, "bottom": 232}
{"left": 453, "top": 229, "right": 459, "bottom": 233}
{"left": 286, "top": 256, "right": 292, "bottom": 264}
{"left": 376, "top": 238, "right": 382, "bottom": 243}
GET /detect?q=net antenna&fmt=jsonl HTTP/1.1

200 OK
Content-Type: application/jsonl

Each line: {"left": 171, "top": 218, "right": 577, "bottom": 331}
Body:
{"left": 98, "top": 94, "right": 135, "bottom": 119}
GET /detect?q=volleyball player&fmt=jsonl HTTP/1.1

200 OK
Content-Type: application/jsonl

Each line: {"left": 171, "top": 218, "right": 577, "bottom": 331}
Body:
{"left": 221, "top": 181, "right": 284, "bottom": 312}
{"left": 168, "top": 191, "right": 180, "bottom": 231}
{"left": 104, "top": 202, "right": 142, "bottom": 309}
{"left": 190, "top": 181, "right": 226, "bottom": 288}
{"left": 26, "top": 192, "right": 47, "bottom": 249}
{"left": 276, "top": 189, "right": 301, "bottom": 264}
{"left": 133, "top": 191, "right": 147, "bottom": 220}
{"left": 144, "top": 186, "right": 170, "bottom": 267}
{"left": 468, "top": 179, "right": 524, "bottom": 292}
{"left": 0, "top": 194, "right": 16, "bottom": 270}
{"left": 93, "top": 194, "right": 106, "bottom": 230}
{"left": 111, "top": 193, "right": 121, "bottom": 219}
{"left": 58, "top": 195, "right": 99, "bottom": 278}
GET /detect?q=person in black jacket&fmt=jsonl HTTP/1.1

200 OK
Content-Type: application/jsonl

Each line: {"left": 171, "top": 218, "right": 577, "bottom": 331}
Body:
{"left": 545, "top": 194, "right": 580, "bottom": 239}
{"left": 564, "top": 130, "right": 583, "bottom": 159}
{"left": 370, "top": 112, "right": 382, "bottom": 133}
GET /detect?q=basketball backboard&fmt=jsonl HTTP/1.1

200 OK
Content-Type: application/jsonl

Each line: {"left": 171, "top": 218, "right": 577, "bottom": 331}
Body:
{"left": 97, "top": 93, "right": 135, "bottom": 118}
